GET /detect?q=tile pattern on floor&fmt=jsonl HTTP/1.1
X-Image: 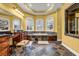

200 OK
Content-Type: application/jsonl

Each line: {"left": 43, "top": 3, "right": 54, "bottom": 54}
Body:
{"left": 11, "top": 41, "right": 75, "bottom": 56}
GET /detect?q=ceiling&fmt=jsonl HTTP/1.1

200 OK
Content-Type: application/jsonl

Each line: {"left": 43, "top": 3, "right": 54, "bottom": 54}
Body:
{"left": 0, "top": 8, "right": 13, "bottom": 16}
{"left": 18, "top": 3, "right": 62, "bottom": 15}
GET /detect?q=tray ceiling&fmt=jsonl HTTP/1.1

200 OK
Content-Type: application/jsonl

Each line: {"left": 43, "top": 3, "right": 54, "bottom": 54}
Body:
{"left": 18, "top": 3, "right": 62, "bottom": 15}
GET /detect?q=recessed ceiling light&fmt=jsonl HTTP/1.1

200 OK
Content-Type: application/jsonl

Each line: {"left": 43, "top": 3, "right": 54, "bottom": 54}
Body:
{"left": 29, "top": 3, "right": 32, "bottom": 7}
{"left": 46, "top": 4, "right": 55, "bottom": 12}
{"left": 47, "top": 3, "right": 50, "bottom": 7}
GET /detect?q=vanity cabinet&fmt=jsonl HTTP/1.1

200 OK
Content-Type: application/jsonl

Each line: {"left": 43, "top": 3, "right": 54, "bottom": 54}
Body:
{"left": 48, "top": 36, "right": 57, "bottom": 42}
{"left": 0, "top": 36, "right": 10, "bottom": 56}
{"left": 12, "top": 32, "right": 23, "bottom": 44}
{"left": 25, "top": 31, "right": 57, "bottom": 41}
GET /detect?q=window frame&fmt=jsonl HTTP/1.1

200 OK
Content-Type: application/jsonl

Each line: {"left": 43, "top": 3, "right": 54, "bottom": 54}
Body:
{"left": 13, "top": 18, "right": 21, "bottom": 32}
{"left": 0, "top": 17, "right": 10, "bottom": 31}
{"left": 36, "top": 18, "right": 44, "bottom": 31}
{"left": 65, "top": 4, "right": 79, "bottom": 38}
{"left": 26, "top": 17, "right": 34, "bottom": 31}
{"left": 46, "top": 16, "right": 54, "bottom": 31}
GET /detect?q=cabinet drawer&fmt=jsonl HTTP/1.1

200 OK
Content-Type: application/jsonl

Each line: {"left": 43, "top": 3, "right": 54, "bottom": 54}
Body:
{"left": 0, "top": 48, "right": 9, "bottom": 56}
{"left": 0, "top": 42, "right": 9, "bottom": 51}
{"left": 0, "top": 37, "right": 9, "bottom": 42}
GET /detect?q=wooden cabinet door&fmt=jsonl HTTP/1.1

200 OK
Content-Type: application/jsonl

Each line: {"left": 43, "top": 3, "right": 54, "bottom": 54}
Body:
{"left": 48, "top": 36, "right": 57, "bottom": 42}
{"left": 0, "top": 48, "right": 9, "bottom": 56}
{"left": 0, "top": 36, "right": 10, "bottom": 56}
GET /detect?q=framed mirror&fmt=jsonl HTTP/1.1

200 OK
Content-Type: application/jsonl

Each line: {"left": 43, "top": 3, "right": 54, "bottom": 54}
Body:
{"left": 0, "top": 17, "right": 10, "bottom": 31}
{"left": 26, "top": 17, "right": 34, "bottom": 31}
{"left": 13, "top": 19, "right": 21, "bottom": 32}
{"left": 46, "top": 16, "right": 54, "bottom": 31}
{"left": 36, "top": 18, "right": 44, "bottom": 31}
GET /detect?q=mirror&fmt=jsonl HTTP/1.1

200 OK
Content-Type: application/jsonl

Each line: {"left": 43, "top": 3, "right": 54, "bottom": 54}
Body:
{"left": 13, "top": 19, "right": 21, "bottom": 32}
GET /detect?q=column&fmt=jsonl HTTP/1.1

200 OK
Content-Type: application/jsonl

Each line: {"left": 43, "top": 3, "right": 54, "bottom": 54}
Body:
{"left": 43, "top": 16, "right": 46, "bottom": 31}
{"left": 34, "top": 16, "right": 36, "bottom": 31}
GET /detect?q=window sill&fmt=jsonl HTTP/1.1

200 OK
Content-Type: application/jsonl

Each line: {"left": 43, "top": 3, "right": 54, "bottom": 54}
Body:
{"left": 66, "top": 33, "right": 79, "bottom": 38}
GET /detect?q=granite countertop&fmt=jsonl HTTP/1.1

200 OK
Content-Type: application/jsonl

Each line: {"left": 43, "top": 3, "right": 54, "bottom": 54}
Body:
{"left": 0, "top": 31, "right": 12, "bottom": 37}
{"left": 0, "top": 34, "right": 11, "bottom": 37}
{"left": 27, "top": 32, "right": 57, "bottom": 36}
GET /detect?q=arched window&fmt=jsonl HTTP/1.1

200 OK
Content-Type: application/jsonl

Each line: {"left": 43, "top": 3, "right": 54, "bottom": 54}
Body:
{"left": 0, "top": 17, "right": 10, "bottom": 31}
{"left": 36, "top": 18, "right": 44, "bottom": 31}
{"left": 26, "top": 17, "right": 34, "bottom": 31}
{"left": 46, "top": 16, "right": 54, "bottom": 31}
{"left": 13, "top": 19, "right": 21, "bottom": 32}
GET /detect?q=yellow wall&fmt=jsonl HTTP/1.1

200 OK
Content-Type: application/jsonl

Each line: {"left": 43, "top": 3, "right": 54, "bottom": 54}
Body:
{"left": 57, "top": 9, "right": 62, "bottom": 40}
{"left": 0, "top": 4, "right": 24, "bottom": 19}
{"left": 75, "top": 13, "right": 79, "bottom": 17}
{"left": 60, "top": 3, "right": 79, "bottom": 53}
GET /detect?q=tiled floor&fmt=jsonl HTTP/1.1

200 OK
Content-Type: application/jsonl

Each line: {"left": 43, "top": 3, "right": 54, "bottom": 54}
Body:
{"left": 11, "top": 41, "right": 75, "bottom": 56}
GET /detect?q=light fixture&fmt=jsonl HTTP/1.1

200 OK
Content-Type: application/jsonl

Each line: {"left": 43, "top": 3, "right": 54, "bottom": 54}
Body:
{"left": 46, "top": 4, "right": 55, "bottom": 12}
{"left": 29, "top": 3, "right": 32, "bottom": 7}
{"left": 15, "top": 9, "right": 24, "bottom": 16}
{"left": 47, "top": 3, "right": 50, "bottom": 7}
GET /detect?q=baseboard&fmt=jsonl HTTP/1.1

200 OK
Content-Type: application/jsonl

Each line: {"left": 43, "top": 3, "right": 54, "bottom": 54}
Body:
{"left": 38, "top": 41, "right": 49, "bottom": 44}
{"left": 62, "top": 42, "right": 79, "bottom": 56}
{"left": 57, "top": 39, "right": 62, "bottom": 41}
